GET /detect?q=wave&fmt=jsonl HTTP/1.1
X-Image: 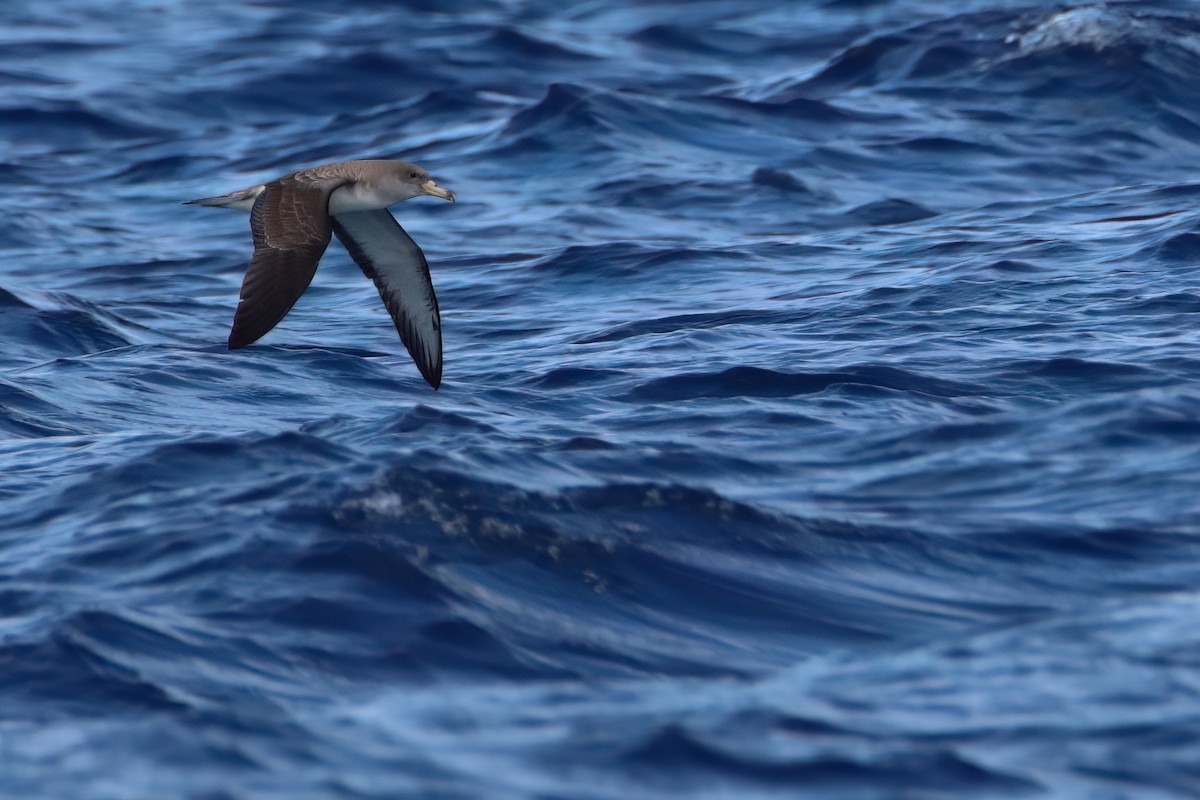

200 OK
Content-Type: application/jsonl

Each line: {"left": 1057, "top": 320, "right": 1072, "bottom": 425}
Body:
{"left": 628, "top": 365, "right": 981, "bottom": 401}
{"left": 0, "top": 288, "right": 131, "bottom": 365}
{"left": 0, "top": 610, "right": 189, "bottom": 716}
{"left": 0, "top": 105, "right": 163, "bottom": 156}
{"left": 617, "top": 725, "right": 1041, "bottom": 792}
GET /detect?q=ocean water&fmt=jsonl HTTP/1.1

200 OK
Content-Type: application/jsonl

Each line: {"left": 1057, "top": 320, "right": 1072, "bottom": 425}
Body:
{"left": 3, "top": 0, "right": 1200, "bottom": 797}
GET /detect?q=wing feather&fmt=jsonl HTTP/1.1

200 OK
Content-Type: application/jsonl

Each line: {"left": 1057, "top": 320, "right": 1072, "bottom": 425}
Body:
{"left": 227, "top": 177, "right": 343, "bottom": 349}
{"left": 330, "top": 209, "right": 443, "bottom": 389}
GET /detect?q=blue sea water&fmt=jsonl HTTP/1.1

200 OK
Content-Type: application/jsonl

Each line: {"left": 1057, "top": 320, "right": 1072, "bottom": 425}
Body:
{"left": 3, "top": 0, "right": 1200, "bottom": 796}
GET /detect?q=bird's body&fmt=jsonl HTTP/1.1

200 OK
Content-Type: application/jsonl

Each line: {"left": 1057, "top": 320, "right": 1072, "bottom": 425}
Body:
{"left": 186, "top": 159, "right": 456, "bottom": 389}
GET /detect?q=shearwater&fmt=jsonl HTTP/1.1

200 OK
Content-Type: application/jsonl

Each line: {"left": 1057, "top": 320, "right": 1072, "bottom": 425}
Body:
{"left": 186, "top": 159, "right": 457, "bottom": 389}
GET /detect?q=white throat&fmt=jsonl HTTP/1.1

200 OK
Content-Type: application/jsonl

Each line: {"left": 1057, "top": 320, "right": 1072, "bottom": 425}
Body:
{"left": 328, "top": 182, "right": 416, "bottom": 214}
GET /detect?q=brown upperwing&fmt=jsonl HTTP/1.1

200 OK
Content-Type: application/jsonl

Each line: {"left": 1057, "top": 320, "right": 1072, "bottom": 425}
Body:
{"left": 227, "top": 175, "right": 345, "bottom": 349}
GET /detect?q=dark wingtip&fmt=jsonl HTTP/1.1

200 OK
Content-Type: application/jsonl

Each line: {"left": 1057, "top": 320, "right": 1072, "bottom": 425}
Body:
{"left": 422, "top": 363, "right": 442, "bottom": 390}
{"left": 228, "top": 313, "right": 272, "bottom": 350}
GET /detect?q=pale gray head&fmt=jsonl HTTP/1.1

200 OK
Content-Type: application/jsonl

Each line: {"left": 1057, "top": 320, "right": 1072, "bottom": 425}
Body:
{"left": 384, "top": 161, "right": 456, "bottom": 204}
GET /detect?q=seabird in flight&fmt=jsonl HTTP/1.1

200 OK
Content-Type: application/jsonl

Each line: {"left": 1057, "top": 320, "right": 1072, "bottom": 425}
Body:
{"left": 186, "top": 159, "right": 456, "bottom": 389}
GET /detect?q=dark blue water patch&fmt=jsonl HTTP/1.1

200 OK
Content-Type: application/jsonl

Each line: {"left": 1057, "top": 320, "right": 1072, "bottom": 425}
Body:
{"left": 825, "top": 197, "right": 939, "bottom": 227}
{"left": 278, "top": 466, "right": 1041, "bottom": 671}
{"left": 984, "top": 259, "right": 1041, "bottom": 273}
{"left": 0, "top": 162, "right": 34, "bottom": 194}
{"left": 0, "top": 102, "right": 164, "bottom": 147}
{"left": 779, "top": 8, "right": 1002, "bottom": 96}
{"left": 261, "top": 0, "right": 500, "bottom": 11}
{"left": 0, "top": 586, "right": 39, "bottom": 620}
{"left": 0, "top": 613, "right": 187, "bottom": 716}
{"left": 987, "top": 51, "right": 1149, "bottom": 99}
{"left": 762, "top": 5, "right": 1200, "bottom": 193}
{"left": 496, "top": 82, "right": 790, "bottom": 167}
{"left": 1020, "top": 357, "right": 1161, "bottom": 385}
{"left": 0, "top": 66, "right": 69, "bottom": 87}
{"left": 383, "top": 404, "right": 500, "bottom": 434}
{"left": 750, "top": 167, "right": 822, "bottom": 196}
{"left": 906, "top": 43, "right": 977, "bottom": 79}
{"left": 192, "top": 52, "right": 454, "bottom": 121}
{"left": 256, "top": 550, "right": 547, "bottom": 681}
{"left": 295, "top": 485, "right": 744, "bottom": 676}
{"left": 1117, "top": 399, "right": 1200, "bottom": 442}
{"left": 583, "top": 441, "right": 786, "bottom": 484}
{"left": 103, "top": 154, "right": 201, "bottom": 183}
{"left": 707, "top": 95, "right": 893, "bottom": 125}
{"left": 976, "top": 526, "right": 1195, "bottom": 567}
{"left": 310, "top": 467, "right": 639, "bottom": 569}
{"left": 0, "top": 301, "right": 130, "bottom": 364}
{"left": 627, "top": 365, "right": 980, "bottom": 401}
{"left": 0, "top": 378, "right": 77, "bottom": 438}
{"left": 613, "top": 724, "right": 1041, "bottom": 793}
{"left": 1147, "top": 181, "right": 1200, "bottom": 203}
{"left": 66, "top": 258, "right": 229, "bottom": 298}
{"left": 629, "top": 24, "right": 767, "bottom": 57}
{"left": 784, "top": 34, "right": 917, "bottom": 98}
{"left": 66, "top": 522, "right": 233, "bottom": 582}
{"left": 13, "top": 431, "right": 354, "bottom": 534}
{"left": 0, "top": 285, "right": 34, "bottom": 309}
{"left": 1123, "top": 292, "right": 1200, "bottom": 315}
{"left": 502, "top": 82, "right": 619, "bottom": 142}
{"left": 481, "top": 27, "right": 600, "bottom": 62}
{"left": 1152, "top": 232, "right": 1200, "bottom": 262}
{"left": 885, "top": 418, "right": 1022, "bottom": 447}
{"left": 288, "top": 89, "right": 503, "bottom": 164}
{"left": 883, "top": 135, "right": 1008, "bottom": 156}
{"left": 530, "top": 366, "right": 626, "bottom": 389}
{"left": 458, "top": 321, "right": 557, "bottom": 345}
{"left": 284, "top": 537, "right": 461, "bottom": 620}
{"left": 578, "top": 308, "right": 812, "bottom": 345}
{"left": 411, "top": 617, "right": 563, "bottom": 680}
{"left": 1000, "top": 33, "right": 1200, "bottom": 127}
{"left": 594, "top": 175, "right": 802, "bottom": 211}
{"left": 552, "top": 435, "right": 618, "bottom": 451}
{"left": 530, "top": 241, "right": 661, "bottom": 278}
{"left": 0, "top": 39, "right": 116, "bottom": 59}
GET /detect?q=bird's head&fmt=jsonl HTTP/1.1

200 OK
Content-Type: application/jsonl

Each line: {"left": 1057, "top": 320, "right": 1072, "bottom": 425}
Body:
{"left": 390, "top": 161, "right": 456, "bottom": 204}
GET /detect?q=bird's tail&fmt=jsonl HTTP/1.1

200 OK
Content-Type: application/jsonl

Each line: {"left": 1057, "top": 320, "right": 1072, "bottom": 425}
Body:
{"left": 183, "top": 185, "right": 264, "bottom": 211}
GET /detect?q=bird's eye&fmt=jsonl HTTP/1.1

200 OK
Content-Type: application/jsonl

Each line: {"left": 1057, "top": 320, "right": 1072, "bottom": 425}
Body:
{"left": 409, "top": 171, "right": 420, "bottom": 179}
